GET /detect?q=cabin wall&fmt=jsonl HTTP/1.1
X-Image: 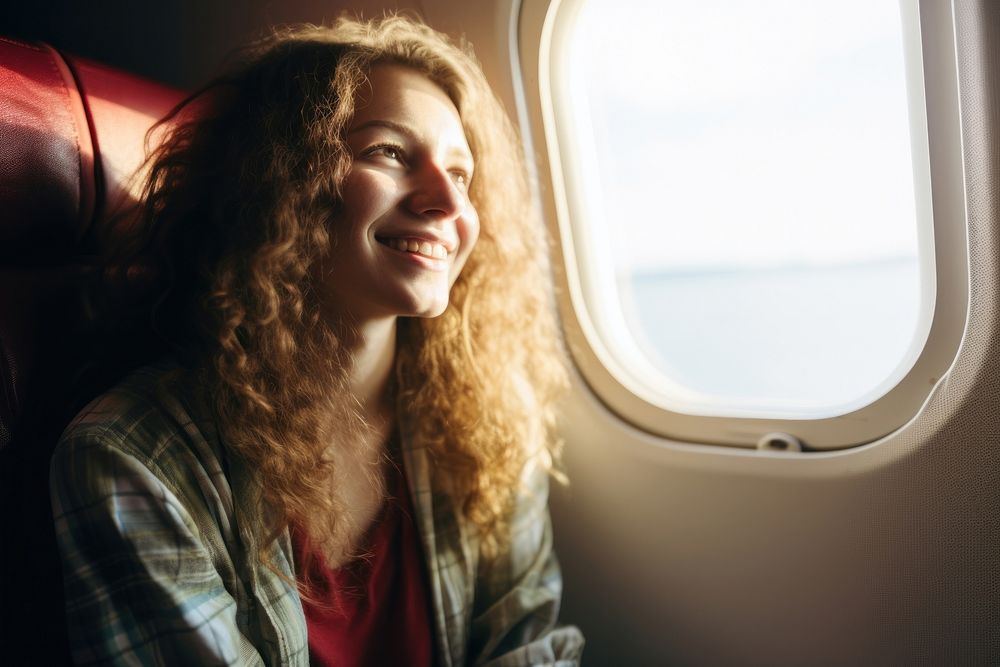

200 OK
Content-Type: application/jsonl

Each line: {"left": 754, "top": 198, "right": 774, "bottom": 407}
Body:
{"left": 3, "top": 0, "right": 422, "bottom": 88}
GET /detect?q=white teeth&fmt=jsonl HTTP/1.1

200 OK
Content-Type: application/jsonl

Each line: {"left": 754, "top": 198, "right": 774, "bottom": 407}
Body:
{"left": 385, "top": 238, "right": 449, "bottom": 260}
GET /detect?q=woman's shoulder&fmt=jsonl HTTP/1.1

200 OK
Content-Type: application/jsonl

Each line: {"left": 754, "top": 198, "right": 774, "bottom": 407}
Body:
{"left": 50, "top": 359, "right": 240, "bottom": 536}
{"left": 55, "top": 359, "right": 216, "bottom": 476}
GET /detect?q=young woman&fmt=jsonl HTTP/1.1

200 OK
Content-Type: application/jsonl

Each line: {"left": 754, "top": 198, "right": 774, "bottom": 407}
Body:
{"left": 50, "top": 15, "right": 583, "bottom": 667}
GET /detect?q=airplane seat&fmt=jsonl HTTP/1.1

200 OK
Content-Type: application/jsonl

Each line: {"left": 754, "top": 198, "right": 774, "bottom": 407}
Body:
{"left": 0, "top": 37, "right": 183, "bottom": 663}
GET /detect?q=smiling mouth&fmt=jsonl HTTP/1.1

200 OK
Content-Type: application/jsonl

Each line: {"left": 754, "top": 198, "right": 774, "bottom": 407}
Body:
{"left": 376, "top": 236, "right": 450, "bottom": 260}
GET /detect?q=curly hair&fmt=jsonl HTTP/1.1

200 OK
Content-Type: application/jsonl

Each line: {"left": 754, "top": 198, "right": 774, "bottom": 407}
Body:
{"left": 108, "top": 14, "right": 568, "bottom": 570}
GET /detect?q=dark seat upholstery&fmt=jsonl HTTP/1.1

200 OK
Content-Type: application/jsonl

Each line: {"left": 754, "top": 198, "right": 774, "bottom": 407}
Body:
{"left": 0, "top": 37, "right": 182, "bottom": 664}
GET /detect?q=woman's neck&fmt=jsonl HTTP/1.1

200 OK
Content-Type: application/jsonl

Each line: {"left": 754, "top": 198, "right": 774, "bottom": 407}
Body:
{"left": 342, "top": 316, "right": 397, "bottom": 423}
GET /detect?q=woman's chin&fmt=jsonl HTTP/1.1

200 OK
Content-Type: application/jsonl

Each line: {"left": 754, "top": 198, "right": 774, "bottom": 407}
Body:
{"left": 405, "top": 295, "right": 450, "bottom": 320}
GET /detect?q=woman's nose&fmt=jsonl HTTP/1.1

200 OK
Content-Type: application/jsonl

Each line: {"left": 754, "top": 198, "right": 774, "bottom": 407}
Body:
{"left": 406, "top": 161, "right": 466, "bottom": 219}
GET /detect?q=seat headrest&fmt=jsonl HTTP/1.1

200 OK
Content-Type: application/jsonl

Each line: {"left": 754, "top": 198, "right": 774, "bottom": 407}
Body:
{"left": 0, "top": 37, "right": 183, "bottom": 261}
{"left": 0, "top": 38, "right": 93, "bottom": 259}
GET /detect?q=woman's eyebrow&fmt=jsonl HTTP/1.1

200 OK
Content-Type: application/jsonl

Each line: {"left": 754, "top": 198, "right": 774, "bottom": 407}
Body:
{"left": 347, "top": 119, "right": 414, "bottom": 137}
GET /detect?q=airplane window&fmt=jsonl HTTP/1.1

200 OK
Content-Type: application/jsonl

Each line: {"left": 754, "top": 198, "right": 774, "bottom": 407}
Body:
{"left": 550, "top": 0, "right": 931, "bottom": 418}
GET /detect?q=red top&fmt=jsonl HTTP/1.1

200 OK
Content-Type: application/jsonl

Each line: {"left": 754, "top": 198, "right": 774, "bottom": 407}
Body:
{"left": 292, "top": 464, "right": 437, "bottom": 667}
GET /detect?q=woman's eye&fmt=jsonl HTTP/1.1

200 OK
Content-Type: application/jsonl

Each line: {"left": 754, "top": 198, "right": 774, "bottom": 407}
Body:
{"left": 451, "top": 170, "right": 470, "bottom": 188}
{"left": 367, "top": 144, "right": 404, "bottom": 162}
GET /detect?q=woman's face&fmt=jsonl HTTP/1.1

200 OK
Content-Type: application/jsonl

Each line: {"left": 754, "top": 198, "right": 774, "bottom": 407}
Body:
{"left": 319, "top": 63, "right": 479, "bottom": 323}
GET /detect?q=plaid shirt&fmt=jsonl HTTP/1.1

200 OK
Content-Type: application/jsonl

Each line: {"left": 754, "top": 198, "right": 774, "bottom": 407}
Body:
{"left": 50, "top": 362, "right": 584, "bottom": 666}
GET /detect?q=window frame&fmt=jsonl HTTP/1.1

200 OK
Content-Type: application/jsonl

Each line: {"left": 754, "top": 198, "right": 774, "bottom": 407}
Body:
{"left": 515, "top": 0, "right": 969, "bottom": 450}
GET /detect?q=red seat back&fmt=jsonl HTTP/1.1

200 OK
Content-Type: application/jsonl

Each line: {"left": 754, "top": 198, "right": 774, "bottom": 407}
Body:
{"left": 0, "top": 37, "right": 183, "bottom": 663}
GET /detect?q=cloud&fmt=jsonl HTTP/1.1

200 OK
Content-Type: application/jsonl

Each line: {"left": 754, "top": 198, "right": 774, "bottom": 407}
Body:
{"left": 564, "top": 0, "right": 921, "bottom": 272}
